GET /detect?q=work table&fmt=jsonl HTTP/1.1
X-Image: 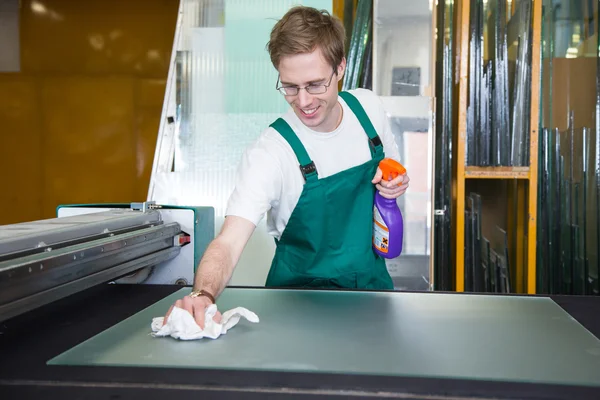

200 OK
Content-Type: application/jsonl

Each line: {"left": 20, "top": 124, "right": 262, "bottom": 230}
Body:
{"left": 1, "top": 284, "right": 599, "bottom": 399}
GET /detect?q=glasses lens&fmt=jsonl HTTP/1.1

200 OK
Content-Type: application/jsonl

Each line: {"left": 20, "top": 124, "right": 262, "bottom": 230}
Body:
{"left": 280, "top": 87, "right": 298, "bottom": 95}
{"left": 306, "top": 85, "right": 326, "bottom": 94}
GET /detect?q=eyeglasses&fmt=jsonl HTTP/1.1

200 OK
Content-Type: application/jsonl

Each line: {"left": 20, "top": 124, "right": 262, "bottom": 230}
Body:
{"left": 276, "top": 70, "right": 336, "bottom": 96}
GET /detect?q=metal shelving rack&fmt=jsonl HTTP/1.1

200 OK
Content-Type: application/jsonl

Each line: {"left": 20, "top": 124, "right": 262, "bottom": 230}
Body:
{"left": 454, "top": 0, "right": 542, "bottom": 294}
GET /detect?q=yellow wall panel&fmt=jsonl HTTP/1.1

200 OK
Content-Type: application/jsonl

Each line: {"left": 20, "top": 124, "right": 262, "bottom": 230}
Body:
{"left": 0, "top": 76, "right": 43, "bottom": 224}
{"left": 137, "top": 78, "right": 168, "bottom": 108}
{"left": 20, "top": 0, "right": 175, "bottom": 77}
{"left": 40, "top": 77, "right": 136, "bottom": 215}
{"left": 0, "top": 0, "right": 178, "bottom": 224}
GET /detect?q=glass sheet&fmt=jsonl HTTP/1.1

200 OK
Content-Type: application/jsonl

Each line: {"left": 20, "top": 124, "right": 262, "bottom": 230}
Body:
{"left": 149, "top": 0, "right": 435, "bottom": 290}
{"left": 538, "top": 121, "right": 598, "bottom": 294}
{"left": 466, "top": 0, "right": 524, "bottom": 166}
{"left": 493, "top": 0, "right": 510, "bottom": 166}
{"left": 491, "top": 225, "right": 511, "bottom": 293}
{"left": 48, "top": 288, "right": 600, "bottom": 386}
{"left": 509, "top": 0, "right": 532, "bottom": 167}
{"left": 373, "top": 0, "right": 431, "bottom": 96}
{"left": 464, "top": 192, "right": 502, "bottom": 294}
{"left": 482, "top": 238, "right": 492, "bottom": 291}
{"left": 538, "top": 0, "right": 599, "bottom": 295}
{"left": 465, "top": 208, "right": 473, "bottom": 291}
{"left": 372, "top": 0, "right": 434, "bottom": 290}
{"left": 470, "top": 193, "right": 484, "bottom": 292}
{"left": 149, "top": 0, "right": 333, "bottom": 287}
{"left": 433, "top": 0, "right": 453, "bottom": 291}
{"left": 342, "top": 0, "right": 372, "bottom": 91}
{"left": 595, "top": 0, "right": 600, "bottom": 295}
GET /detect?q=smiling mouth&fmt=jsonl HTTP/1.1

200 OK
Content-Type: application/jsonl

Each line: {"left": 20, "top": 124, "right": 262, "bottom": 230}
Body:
{"left": 299, "top": 106, "right": 319, "bottom": 116}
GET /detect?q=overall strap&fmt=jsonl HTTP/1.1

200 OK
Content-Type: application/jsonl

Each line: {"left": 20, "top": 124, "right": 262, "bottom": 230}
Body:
{"left": 338, "top": 91, "right": 384, "bottom": 158}
{"left": 270, "top": 118, "right": 318, "bottom": 182}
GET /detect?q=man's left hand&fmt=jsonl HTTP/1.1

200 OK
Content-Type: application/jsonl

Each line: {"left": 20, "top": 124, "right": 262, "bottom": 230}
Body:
{"left": 371, "top": 168, "right": 410, "bottom": 199}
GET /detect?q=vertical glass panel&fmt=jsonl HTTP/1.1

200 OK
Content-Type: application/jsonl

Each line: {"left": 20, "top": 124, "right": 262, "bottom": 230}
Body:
{"left": 538, "top": 0, "right": 598, "bottom": 294}
{"left": 343, "top": 0, "right": 373, "bottom": 90}
{"left": 433, "top": 0, "right": 454, "bottom": 291}
{"left": 373, "top": 0, "right": 433, "bottom": 291}
{"left": 471, "top": 192, "right": 484, "bottom": 292}
{"left": 149, "top": 0, "right": 332, "bottom": 286}
{"left": 465, "top": 0, "right": 529, "bottom": 167}
{"left": 490, "top": 225, "right": 511, "bottom": 293}
{"left": 149, "top": 0, "right": 435, "bottom": 290}
{"left": 373, "top": 0, "right": 431, "bottom": 96}
{"left": 508, "top": 0, "right": 532, "bottom": 167}
{"left": 483, "top": 238, "right": 492, "bottom": 291}
{"left": 465, "top": 208, "right": 473, "bottom": 292}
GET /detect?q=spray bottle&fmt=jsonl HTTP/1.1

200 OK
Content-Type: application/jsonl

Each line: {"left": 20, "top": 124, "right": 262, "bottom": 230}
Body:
{"left": 373, "top": 158, "right": 406, "bottom": 259}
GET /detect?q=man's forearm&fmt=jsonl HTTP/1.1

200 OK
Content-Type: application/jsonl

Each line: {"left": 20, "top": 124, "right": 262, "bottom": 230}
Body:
{"left": 192, "top": 239, "right": 235, "bottom": 298}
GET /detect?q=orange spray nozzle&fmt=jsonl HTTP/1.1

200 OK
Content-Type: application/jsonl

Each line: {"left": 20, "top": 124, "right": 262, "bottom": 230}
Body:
{"left": 379, "top": 158, "right": 406, "bottom": 183}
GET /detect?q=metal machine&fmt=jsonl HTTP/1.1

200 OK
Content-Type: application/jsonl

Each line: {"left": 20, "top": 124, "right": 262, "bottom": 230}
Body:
{"left": 0, "top": 201, "right": 214, "bottom": 322}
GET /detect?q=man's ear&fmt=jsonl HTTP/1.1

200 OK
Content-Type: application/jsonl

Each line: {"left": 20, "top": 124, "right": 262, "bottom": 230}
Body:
{"left": 337, "top": 57, "right": 346, "bottom": 81}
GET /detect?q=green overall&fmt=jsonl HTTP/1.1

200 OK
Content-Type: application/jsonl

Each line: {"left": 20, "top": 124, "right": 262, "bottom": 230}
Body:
{"left": 264, "top": 91, "right": 394, "bottom": 290}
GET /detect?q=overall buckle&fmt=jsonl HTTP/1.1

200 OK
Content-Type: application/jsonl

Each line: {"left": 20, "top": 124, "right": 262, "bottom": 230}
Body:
{"left": 369, "top": 135, "right": 382, "bottom": 148}
{"left": 300, "top": 162, "right": 317, "bottom": 181}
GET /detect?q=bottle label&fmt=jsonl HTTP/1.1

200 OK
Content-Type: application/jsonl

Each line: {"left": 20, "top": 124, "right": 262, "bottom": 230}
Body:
{"left": 373, "top": 206, "right": 389, "bottom": 253}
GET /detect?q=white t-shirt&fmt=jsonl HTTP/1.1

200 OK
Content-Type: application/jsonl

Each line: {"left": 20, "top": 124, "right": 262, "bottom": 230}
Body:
{"left": 225, "top": 88, "right": 401, "bottom": 240}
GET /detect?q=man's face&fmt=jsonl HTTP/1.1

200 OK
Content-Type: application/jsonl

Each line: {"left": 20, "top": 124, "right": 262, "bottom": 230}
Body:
{"left": 277, "top": 47, "right": 345, "bottom": 133}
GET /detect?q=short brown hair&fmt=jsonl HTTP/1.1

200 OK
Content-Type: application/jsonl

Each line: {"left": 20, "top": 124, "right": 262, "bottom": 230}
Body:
{"left": 267, "top": 6, "right": 345, "bottom": 71}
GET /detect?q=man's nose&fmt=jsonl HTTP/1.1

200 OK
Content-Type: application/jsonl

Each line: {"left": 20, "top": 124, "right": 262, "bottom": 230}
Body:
{"left": 296, "top": 89, "right": 313, "bottom": 107}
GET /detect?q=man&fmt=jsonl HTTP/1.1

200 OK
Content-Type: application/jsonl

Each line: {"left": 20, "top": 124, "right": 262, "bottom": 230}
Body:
{"left": 164, "top": 5, "right": 410, "bottom": 328}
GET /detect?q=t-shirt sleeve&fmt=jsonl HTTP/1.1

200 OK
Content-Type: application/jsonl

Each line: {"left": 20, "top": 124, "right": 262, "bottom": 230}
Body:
{"left": 225, "top": 138, "right": 283, "bottom": 226}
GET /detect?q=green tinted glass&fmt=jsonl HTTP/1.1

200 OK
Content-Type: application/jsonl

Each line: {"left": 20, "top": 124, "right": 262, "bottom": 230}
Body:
{"left": 49, "top": 287, "right": 600, "bottom": 387}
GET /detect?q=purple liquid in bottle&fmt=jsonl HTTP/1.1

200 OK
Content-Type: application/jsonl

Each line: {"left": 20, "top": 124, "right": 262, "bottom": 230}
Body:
{"left": 373, "top": 192, "right": 404, "bottom": 258}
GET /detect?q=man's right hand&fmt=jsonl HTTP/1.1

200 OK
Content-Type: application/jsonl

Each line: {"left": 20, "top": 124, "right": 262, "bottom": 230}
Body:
{"left": 162, "top": 294, "right": 222, "bottom": 329}
{"left": 160, "top": 215, "right": 256, "bottom": 329}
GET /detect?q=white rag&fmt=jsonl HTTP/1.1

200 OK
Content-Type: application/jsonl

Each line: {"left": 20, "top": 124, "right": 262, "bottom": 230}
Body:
{"left": 151, "top": 304, "right": 259, "bottom": 340}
